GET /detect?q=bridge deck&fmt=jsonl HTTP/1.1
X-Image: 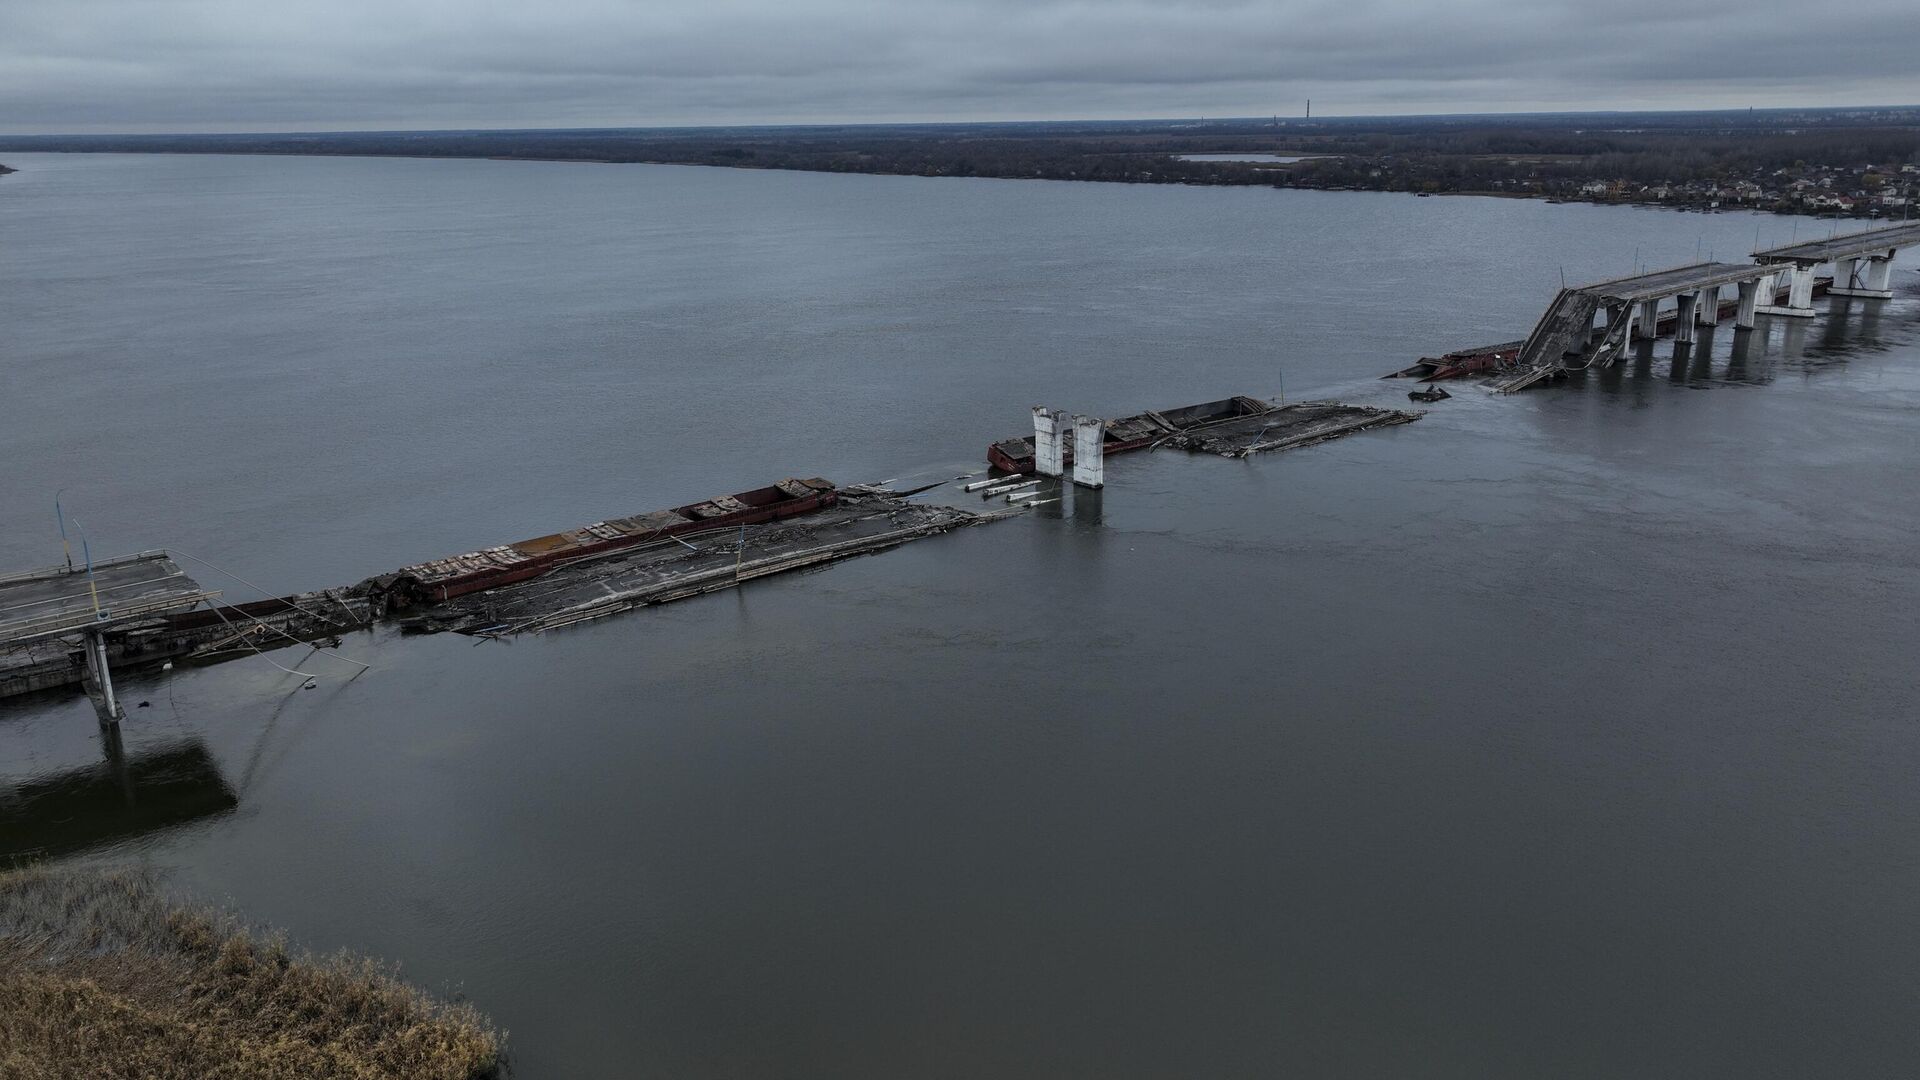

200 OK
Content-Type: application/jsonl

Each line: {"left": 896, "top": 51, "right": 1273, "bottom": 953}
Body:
{"left": 0, "top": 552, "right": 216, "bottom": 646}
{"left": 1754, "top": 221, "right": 1920, "bottom": 265}
{"left": 1575, "top": 262, "right": 1776, "bottom": 303}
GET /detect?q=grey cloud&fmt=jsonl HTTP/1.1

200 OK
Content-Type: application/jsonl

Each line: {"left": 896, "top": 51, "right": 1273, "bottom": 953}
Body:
{"left": 0, "top": 0, "right": 1915, "bottom": 132}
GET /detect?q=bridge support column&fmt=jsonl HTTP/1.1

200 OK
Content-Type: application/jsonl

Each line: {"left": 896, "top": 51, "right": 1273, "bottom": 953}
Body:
{"left": 82, "top": 630, "right": 122, "bottom": 724}
{"left": 1829, "top": 251, "right": 1896, "bottom": 299}
{"left": 1632, "top": 299, "right": 1661, "bottom": 340}
{"left": 1070, "top": 415, "right": 1105, "bottom": 489}
{"left": 1697, "top": 286, "right": 1720, "bottom": 325}
{"left": 1867, "top": 254, "right": 1895, "bottom": 293}
{"left": 1032, "top": 408, "right": 1068, "bottom": 478}
{"left": 1761, "top": 264, "right": 1818, "bottom": 317}
{"left": 1605, "top": 303, "right": 1630, "bottom": 339}
{"left": 1834, "top": 256, "right": 1860, "bottom": 292}
{"left": 1673, "top": 292, "right": 1698, "bottom": 343}
{"left": 1739, "top": 273, "right": 1773, "bottom": 327}
{"left": 1790, "top": 265, "right": 1815, "bottom": 309}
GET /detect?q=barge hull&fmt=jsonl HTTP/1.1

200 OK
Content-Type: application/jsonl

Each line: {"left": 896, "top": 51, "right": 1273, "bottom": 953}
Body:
{"left": 397, "top": 493, "right": 1015, "bottom": 636}
{"left": 368, "top": 477, "right": 839, "bottom": 608}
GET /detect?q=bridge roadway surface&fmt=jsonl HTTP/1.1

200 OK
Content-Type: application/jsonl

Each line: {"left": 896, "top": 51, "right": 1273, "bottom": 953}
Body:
{"left": 1754, "top": 221, "right": 1920, "bottom": 265}
{"left": 0, "top": 552, "right": 214, "bottom": 646}
{"left": 1573, "top": 262, "right": 1776, "bottom": 303}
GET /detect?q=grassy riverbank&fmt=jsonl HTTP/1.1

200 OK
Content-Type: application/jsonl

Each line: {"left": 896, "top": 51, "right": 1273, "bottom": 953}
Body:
{"left": 0, "top": 866, "right": 503, "bottom": 1079}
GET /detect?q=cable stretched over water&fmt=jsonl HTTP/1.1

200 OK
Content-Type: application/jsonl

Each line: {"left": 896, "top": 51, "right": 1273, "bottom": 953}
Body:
{"left": 164, "top": 547, "right": 373, "bottom": 674}
{"left": 199, "top": 600, "right": 325, "bottom": 679}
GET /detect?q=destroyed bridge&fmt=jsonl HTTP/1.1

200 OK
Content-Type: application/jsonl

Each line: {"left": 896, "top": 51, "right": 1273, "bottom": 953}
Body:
{"left": 1492, "top": 220, "right": 1920, "bottom": 392}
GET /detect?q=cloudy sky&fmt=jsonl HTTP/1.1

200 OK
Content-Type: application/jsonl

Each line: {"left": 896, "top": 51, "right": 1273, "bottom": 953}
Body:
{"left": 3, "top": 0, "right": 1917, "bottom": 133}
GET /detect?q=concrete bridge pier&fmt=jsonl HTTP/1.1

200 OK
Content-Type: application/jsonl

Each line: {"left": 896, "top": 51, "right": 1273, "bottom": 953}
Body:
{"left": 1829, "top": 249, "right": 1896, "bottom": 299}
{"left": 1735, "top": 274, "right": 1767, "bottom": 329}
{"left": 1834, "top": 256, "right": 1860, "bottom": 293}
{"left": 1032, "top": 408, "right": 1068, "bottom": 478}
{"left": 1632, "top": 299, "right": 1661, "bottom": 340}
{"left": 1696, "top": 286, "right": 1721, "bottom": 325}
{"left": 1761, "top": 265, "right": 1818, "bottom": 318}
{"left": 81, "top": 629, "right": 123, "bottom": 724}
{"left": 1070, "top": 415, "right": 1105, "bottom": 489}
{"left": 1673, "top": 292, "right": 1699, "bottom": 344}
{"left": 1604, "top": 302, "right": 1630, "bottom": 341}
{"left": 1867, "top": 255, "right": 1895, "bottom": 295}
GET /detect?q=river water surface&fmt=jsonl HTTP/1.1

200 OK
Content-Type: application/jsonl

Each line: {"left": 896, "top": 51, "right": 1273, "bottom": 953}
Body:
{"left": 2, "top": 153, "right": 1917, "bottom": 1078}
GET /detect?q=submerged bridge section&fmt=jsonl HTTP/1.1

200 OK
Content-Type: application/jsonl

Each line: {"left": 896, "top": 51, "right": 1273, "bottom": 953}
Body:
{"left": 1496, "top": 262, "right": 1782, "bottom": 391}
{"left": 0, "top": 552, "right": 218, "bottom": 722}
{"left": 1495, "top": 223, "right": 1920, "bottom": 392}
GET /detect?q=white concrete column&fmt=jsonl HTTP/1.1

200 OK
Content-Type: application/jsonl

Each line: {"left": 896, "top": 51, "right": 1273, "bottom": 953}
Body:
{"left": 1866, "top": 253, "right": 1894, "bottom": 292}
{"left": 1032, "top": 407, "right": 1067, "bottom": 478}
{"left": 1756, "top": 267, "right": 1812, "bottom": 317}
{"left": 1697, "top": 286, "right": 1720, "bottom": 325}
{"left": 1734, "top": 278, "right": 1761, "bottom": 329}
{"left": 1831, "top": 252, "right": 1896, "bottom": 298}
{"left": 1785, "top": 265, "right": 1816, "bottom": 315}
{"left": 1632, "top": 298, "right": 1661, "bottom": 340}
{"left": 1070, "top": 415, "right": 1105, "bottom": 489}
{"left": 1674, "top": 292, "right": 1698, "bottom": 343}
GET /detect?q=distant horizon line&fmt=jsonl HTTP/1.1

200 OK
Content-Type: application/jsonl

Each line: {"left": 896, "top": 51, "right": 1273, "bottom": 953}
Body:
{"left": 5, "top": 103, "right": 1920, "bottom": 141}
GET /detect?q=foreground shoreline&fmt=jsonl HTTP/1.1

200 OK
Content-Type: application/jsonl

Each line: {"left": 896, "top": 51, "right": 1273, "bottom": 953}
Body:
{"left": 0, "top": 865, "right": 504, "bottom": 1079}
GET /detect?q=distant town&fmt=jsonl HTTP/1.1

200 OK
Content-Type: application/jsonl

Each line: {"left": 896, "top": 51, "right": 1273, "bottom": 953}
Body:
{"left": 1296, "top": 156, "right": 1920, "bottom": 216}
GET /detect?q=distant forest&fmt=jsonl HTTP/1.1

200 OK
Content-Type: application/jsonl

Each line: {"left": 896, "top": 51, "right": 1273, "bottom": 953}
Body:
{"left": 3, "top": 108, "right": 1917, "bottom": 200}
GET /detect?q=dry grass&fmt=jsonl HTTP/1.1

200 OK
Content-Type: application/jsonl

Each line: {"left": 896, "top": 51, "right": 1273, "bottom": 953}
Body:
{"left": 0, "top": 865, "right": 504, "bottom": 1080}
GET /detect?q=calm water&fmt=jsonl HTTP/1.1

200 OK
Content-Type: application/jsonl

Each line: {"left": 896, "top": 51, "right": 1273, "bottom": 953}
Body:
{"left": 3, "top": 153, "right": 1918, "bottom": 1079}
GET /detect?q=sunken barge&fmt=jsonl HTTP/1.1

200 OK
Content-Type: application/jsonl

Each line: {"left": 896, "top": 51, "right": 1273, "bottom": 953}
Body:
{"left": 361, "top": 477, "right": 838, "bottom": 610}
{"left": 394, "top": 488, "right": 1012, "bottom": 637}
{"left": 987, "top": 396, "right": 1419, "bottom": 474}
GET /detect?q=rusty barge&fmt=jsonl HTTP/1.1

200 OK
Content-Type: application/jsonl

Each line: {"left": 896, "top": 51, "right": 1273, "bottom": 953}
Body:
{"left": 394, "top": 488, "right": 1011, "bottom": 637}
{"left": 362, "top": 477, "right": 838, "bottom": 609}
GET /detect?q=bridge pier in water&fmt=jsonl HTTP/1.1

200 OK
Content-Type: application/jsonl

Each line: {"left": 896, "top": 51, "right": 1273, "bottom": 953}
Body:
{"left": 1695, "top": 286, "right": 1721, "bottom": 326}
{"left": 1674, "top": 292, "right": 1699, "bottom": 344}
{"left": 1632, "top": 299, "right": 1661, "bottom": 340}
{"left": 1032, "top": 407, "right": 1068, "bottom": 478}
{"left": 1828, "top": 249, "right": 1897, "bottom": 299}
{"left": 1735, "top": 275, "right": 1766, "bottom": 329}
{"left": 1759, "top": 265, "right": 1819, "bottom": 318}
{"left": 80, "top": 630, "right": 123, "bottom": 724}
{"left": 1070, "top": 415, "right": 1105, "bottom": 489}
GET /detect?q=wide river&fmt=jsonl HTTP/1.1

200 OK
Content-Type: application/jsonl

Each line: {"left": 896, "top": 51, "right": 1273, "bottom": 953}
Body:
{"left": 2, "top": 153, "right": 1917, "bottom": 1078}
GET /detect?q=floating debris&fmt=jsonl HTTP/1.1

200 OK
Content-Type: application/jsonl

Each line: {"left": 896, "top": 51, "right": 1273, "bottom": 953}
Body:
{"left": 1153, "top": 401, "right": 1420, "bottom": 458}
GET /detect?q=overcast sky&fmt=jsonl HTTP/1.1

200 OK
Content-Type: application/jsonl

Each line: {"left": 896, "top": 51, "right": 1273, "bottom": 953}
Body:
{"left": 3, "top": 0, "right": 1917, "bottom": 133}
